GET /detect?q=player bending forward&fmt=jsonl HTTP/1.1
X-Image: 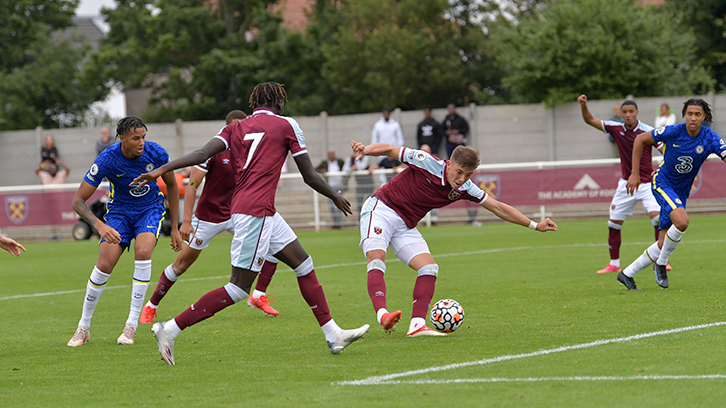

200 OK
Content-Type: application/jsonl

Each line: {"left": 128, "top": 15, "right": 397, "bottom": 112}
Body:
{"left": 140, "top": 110, "right": 280, "bottom": 324}
{"left": 134, "top": 82, "right": 368, "bottom": 365}
{"left": 351, "top": 141, "right": 558, "bottom": 336}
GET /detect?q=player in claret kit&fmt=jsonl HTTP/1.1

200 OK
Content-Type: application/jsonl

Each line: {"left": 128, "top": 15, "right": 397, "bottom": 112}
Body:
{"left": 133, "top": 82, "right": 369, "bottom": 365}
{"left": 350, "top": 140, "right": 558, "bottom": 337}
{"left": 140, "top": 110, "right": 280, "bottom": 324}
{"left": 577, "top": 95, "right": 668, "bottom": 274}
{"left": 67, "top": 116, "right": 182, "bottom": 347}
{"left": 618, "top": 99, "right": 726, "bottom": 290}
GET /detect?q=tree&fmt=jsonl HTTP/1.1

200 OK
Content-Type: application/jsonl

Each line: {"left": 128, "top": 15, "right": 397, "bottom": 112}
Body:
{"left": 665, "top": 0, "right": 726, "bottom": 92}
{"left": 491, "top": 0, "right": 714, "bottom": 107}
{"left": 0, "top": 0, "right": 106, "bottom": 130}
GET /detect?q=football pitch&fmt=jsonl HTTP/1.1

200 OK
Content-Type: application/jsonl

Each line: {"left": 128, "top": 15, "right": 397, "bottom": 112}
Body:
{"left": 2, "top": 215, "right": 726, "bottom": 407}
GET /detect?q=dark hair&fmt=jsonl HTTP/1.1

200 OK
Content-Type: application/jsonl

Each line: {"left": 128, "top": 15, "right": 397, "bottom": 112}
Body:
{"left": 226, "top": 110, "right": 247, "bottom": 125}
{"left": 621, "top": 100, "right": 638, "bottom": 110}
{"left": 424, "top": 105, "right": 432, "bottom": 110}
{"left": 382, "top": 107, "right": 392, "bottom": 113}
{"left": 249, "top": 82, "right": 287, "bottom": 109}
{"left": 682, "top": 99, "right": 713, "bottom": 123}
{"left": 116, "top": 116, "right": 147, "bottom": 139}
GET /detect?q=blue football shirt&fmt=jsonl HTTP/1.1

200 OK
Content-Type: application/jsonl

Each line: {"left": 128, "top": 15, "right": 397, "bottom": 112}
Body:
{"left": 652, "top": 124, "right": 726, "bottom": 196}
{"left": 83, "top": 141, "right": 169, "bottom": 213}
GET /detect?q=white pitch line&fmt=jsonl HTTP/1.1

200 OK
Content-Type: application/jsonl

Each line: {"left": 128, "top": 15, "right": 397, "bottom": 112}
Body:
{"left": 336, "top": 321, "right": 726, "bottom": 386}
{"left": 381, "top": 374, "right": 726, "bottom": 384}
{"left": 2, "top": 239, "right": 723, "bottom": 302}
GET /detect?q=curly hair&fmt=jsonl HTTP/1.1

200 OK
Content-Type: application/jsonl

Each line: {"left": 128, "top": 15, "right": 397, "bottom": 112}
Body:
{"left": 682, "top": 99, "right": 713, "bottom": 124}
{"left": 248, "top": 82, "right": 287, "bottom": 110}
{"left": 116, "top": 116, "right": 147, "bottom": 139}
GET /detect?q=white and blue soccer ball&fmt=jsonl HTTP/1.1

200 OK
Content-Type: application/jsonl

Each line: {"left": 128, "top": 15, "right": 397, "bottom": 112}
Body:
{"left": 430, "top": 299, "right": 465, "bottom": 332}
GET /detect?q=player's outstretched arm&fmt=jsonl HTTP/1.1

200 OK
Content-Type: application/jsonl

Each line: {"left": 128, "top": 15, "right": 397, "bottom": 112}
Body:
{"left": 161, "top": 171, "right": 182, "bottom": 252}
{"left": 132, "top": 138, "right": 225, "bottom": 187}
{"left": 577, "top": 94, "right": 604, "bottom": 132}
{"left": 72, "top": 180, "right": 121, "bottom": 244}
{"left": 180, "top": 168, "right": 205, "bottom": 242}
{"left": 0, "top": 235, "right": 26, "bottom": 257}
{"left": 627, "top": 131, "right": 655, "bottom": 195}
{"left": 481, "top": 196, "right": 558, "bottom": 232}
{"left": 295, "top": 153, "right": 353, "bottom": 216}
{"left": 351, "top": 141, "right": 401, "bottom": 161}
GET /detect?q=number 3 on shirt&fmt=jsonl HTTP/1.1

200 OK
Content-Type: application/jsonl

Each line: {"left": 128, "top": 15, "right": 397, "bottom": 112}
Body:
{"left": 243, "top": 132, "right": 264, "bottom": 169}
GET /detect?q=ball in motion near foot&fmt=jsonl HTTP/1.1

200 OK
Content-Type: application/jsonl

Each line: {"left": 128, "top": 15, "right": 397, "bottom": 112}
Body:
{"left": 430, "top": 299, "right": 465, "bottom": 332}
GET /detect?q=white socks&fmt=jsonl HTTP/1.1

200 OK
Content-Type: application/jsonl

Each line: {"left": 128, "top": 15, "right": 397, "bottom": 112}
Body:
{"left": 252, "top": 289, "right": 265, "bottom": 299}
{"left": 623, "top": 242, "right": 661, "bottom": 278}
{"left": 126, "top": 260, "right": 152, "bottom": 329}
{"left": 408, "top": 317, "right": 426, "bottom": 333}
{"left": 322, "top": 320, "right": 343, "bottom": 343}
{"left": 79, "top": 266, "right": 111, "bottom": 327}
{"left": 657, "top": 225, "right": 684, "bottom": 265}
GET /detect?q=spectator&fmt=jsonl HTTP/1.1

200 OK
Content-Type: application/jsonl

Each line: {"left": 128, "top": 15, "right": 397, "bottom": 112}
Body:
{"left": 442, "top": 104, "right": 470, "bottom": 159}
{"left": 36, "top": 134, "right": 70, "bottom": 184}
{"left": 655, "top": 103, "right": 676, "bottom": 128}
{"left": 316, "top": 149, "right": 347, "bottom": 229}
{"left": 417, "top": 106, "right": 442, "bottom": 156}
{"left": 371, "top": 108, "right": 404, "bottom": 181}
{"left": 342, "top": 152, "right": 374, "bottom": 218}
{"left": 96, "top": 127, "right": 116, "bottom": 156}
{"left": 610, "top": 103, "right": 624, "bottom": 123}
{"left": 442, "top": 104, "right": 478, "bottom": 225}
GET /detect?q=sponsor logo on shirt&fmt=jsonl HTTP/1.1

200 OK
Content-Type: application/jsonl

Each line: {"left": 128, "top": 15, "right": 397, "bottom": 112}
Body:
{"left": 130, "top": 183, "right": 151, "bottom": 197}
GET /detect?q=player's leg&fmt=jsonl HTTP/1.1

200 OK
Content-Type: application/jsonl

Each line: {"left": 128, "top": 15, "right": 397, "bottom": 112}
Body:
{"left": 270, "top": 213, "right": 367, "bottom": 354}
{"left": 141, "top": 244, "right": 202, "bottom": 323}
{"left": 642, "top": 185, "right": 672, "bottom": 271}
{"left": 390, "top": 229, "right": 445, "bottom": 337}
{"left": 651, "top": 187, "right": 687, "bottom": 288}
{"left": 116, "top": 231, "right": 157, "bottom": 345}
{"left": 247, "top": 256, "right": 280, "bottom": 316}
{"left": 68, "top": 241, "right": 124, "bottom": 346}
{"left": 359, "top": 196, "right": 400, "bottom": 332}
{"left": 598, "top": 179, "right": 634, "bottom": 273}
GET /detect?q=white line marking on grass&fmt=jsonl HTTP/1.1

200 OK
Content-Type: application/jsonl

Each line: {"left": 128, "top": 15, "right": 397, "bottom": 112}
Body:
{"left": 336, "top": 322, "right": 726, "bottom": 386}
{"left": 385, "top": 374, "right": 726, "bottom": 385}
{"left": 3, "top": 239, "right": 723, "bottom": 301}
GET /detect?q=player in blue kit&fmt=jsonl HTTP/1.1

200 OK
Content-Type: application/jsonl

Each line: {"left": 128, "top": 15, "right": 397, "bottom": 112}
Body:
{"left": 618, "top": 99, "right": 726, "bottom": 290}
{"left": 67, "top": 116, "right": 182, "bottom": 347}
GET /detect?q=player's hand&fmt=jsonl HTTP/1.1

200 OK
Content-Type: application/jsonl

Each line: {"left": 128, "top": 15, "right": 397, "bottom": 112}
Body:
{"left": 131, "top": 168, "right": 164, "bottom": 187}
{"left": 333, "top": 192, "right": 353, "bottom": 216}
{"left": 97, "top": 223, "right": 122, "bottom": 245}
{"left": 577, "top": 94, "right": 587, "bottom": 105}
{"left": 0, "top": 236, "right": 26, "bottom": 257}
{"left": 179, "top": 221, "right": 194, "bottom": 243}
{"left": 626, "top": 174, "right": 639, "bottom": 195}
{"left": 170, "top": 228, "right": 182, "bottom": 252}
{"left": 351, "top": 141, "right": 365, "bottom": 160}
{"left": 536, "top": 218, "right": 558, "bottom": 232}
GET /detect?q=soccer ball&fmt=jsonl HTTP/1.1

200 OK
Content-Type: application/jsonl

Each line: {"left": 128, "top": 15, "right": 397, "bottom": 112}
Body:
{"left": 430, "top": 299, "right": 465, "bottom": 332}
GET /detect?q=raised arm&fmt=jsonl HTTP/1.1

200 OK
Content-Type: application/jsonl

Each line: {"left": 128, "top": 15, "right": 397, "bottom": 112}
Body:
{"left": 577, "top": 94, "right": 604, "bottom": 132}
{"left": 160, "top": 170, "right": 182, "bottom": 252}
{"left": 132, "top": 138, "right": 226, "bottom": 187}
{"left": 350, "top": 141, "right": 401, "bottom": 161}
{"left": 626, "top": 131, "right": 656, "bottom": 195}
{"left": 180, "top": 168, "right": 205, "bottom": 242}
{"left": 481, "top": 196, "right": 558, "bottom": 232}
{"left": 295, "top": 153, "right": 352, "bottom": 216}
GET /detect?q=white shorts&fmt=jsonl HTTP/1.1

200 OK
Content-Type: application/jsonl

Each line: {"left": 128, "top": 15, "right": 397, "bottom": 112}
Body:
{"left": 610, "top": 178, "right": 660, "bottom": 221}
{"left": 229, "top": 212, "right": 297, "bottom": 272}
{"left": 187, "top": 216, "right": 235, "bottom": 250}
{"left": 359, "top": 197, "right": 431, "bottom": 266}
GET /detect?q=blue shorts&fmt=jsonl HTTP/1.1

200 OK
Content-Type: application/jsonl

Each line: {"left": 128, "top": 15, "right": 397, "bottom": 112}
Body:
{"left": 102, "top": 204, "right": 166, "bottom": 251}
{"left": 652, "top": 185, "right": 687, "bottom": 230}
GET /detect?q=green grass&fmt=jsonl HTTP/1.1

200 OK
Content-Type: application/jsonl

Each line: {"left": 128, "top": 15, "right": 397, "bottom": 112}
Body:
{"left": 2, "top": 215, "right": 726, "bottom": 407}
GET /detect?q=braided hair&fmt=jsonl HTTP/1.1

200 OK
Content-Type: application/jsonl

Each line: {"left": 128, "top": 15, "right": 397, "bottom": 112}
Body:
{"left": 116, "top": 116, "right": 147, "bottom": 139}
{"left": 682, "top": 99, "right": 713, "bottom": 124}
{"left": 248, "top": 82, "right": 287, "bottom": 110}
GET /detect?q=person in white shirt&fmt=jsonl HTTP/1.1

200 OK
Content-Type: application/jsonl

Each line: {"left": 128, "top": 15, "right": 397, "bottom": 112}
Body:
{"left": 655, "top": 103, "right": 677, "bottom": 128}
{"left": 371, "top": 108, "right": 404, "bottom": 182}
